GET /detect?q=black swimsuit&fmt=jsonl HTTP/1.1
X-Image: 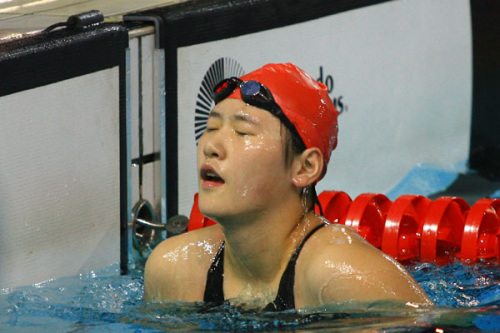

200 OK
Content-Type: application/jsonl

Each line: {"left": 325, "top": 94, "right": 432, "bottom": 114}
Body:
{"left": 203, "top": 223, "right": 326, "bottom": 311}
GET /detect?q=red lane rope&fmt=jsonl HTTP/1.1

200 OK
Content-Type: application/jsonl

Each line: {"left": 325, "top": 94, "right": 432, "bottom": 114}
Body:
{"left": 188, "top": 191, "right": 500, "bottom": 263}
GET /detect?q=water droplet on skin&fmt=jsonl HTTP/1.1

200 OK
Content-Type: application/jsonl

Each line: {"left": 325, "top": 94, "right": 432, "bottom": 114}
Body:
{"left": 237, "top": 184, "right": 250, "bottom": 197}
{"left": 197, "top": 240, "right": 217, "bottom": 255}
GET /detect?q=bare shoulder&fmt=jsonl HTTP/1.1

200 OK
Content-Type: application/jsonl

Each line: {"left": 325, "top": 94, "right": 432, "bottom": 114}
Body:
{"left": 295, "top": 223, "right": 433, "bottom": 308}
{"left": 144, "top": 225, "right": 224, "bottom": 303}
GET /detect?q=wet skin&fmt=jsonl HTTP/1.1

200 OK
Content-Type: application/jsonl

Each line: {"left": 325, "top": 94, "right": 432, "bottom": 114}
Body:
{"left": 144, "top": 99, "right": 433, "bottom": 309}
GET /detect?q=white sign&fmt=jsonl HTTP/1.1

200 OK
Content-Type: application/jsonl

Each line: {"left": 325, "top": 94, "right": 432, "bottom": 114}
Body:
{"left": 176, "top": 0, "right": 471, "bottom": 216}
{"left": 0, "top": 69, "right": 121, "bottom": 288}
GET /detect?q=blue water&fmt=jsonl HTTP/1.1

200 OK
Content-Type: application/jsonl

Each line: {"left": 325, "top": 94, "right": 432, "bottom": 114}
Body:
{"left": 1, "top": 260, "right": 499, "bottom": 332}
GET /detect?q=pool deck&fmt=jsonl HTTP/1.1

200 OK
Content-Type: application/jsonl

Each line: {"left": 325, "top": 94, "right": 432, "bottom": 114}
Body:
{"left": 0, "top": 0, "right": 188, "bottom": 42}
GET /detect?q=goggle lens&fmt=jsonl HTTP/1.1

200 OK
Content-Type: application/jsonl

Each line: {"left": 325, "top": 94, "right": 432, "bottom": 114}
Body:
{"left": 240, "top": 80, "right": 260, "bottom": 97}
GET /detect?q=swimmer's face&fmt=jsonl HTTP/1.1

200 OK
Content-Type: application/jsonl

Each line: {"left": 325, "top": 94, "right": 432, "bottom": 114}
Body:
{"left": 197, "top": 98, "right": 293, "bottom": 223}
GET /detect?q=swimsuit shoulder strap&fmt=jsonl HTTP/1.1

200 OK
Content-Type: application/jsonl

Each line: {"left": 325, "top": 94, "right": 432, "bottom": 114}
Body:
{"left": 203, "top": 242, "right": 225, "bottom": 304}
{"left": 264, "top": 223, "right": 327, "bottom": 311}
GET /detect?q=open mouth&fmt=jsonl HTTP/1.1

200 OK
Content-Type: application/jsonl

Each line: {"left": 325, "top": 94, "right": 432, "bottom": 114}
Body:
{"left": 200, "top": 166, "right": 225, "bottom": 184}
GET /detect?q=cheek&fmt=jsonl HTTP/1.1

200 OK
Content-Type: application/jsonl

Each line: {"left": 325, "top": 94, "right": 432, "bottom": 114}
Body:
{"left": 196, "top": 140, "right": 203, "bottom": 164}
{"left": 233, "top": 139, "right": 286, "bottom": 194}
{"left": 197, "top": 134, "right": 207, "bottom": 157}
{"left": 239, "top": 135, "right": 282, "bottom": 169}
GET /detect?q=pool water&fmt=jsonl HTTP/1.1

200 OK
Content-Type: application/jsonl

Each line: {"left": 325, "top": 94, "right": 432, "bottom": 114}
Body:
{"left": 1, "top": 260, "right": 499, "bottom": 332}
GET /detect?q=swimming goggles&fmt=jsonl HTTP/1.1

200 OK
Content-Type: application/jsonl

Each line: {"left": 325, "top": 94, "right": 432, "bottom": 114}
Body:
{"left": 212, "top": 77, "right": 298, "bottom": 137}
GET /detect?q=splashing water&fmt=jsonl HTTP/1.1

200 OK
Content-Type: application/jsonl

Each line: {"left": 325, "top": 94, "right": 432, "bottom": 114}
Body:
{"left": 1, "top": 260, "right": 499, "bottom": 332}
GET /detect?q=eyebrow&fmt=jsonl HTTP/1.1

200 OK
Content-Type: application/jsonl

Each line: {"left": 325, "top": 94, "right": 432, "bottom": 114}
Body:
{"left": 209, "top": 110, "right": 261, "bottom": 125}
{"left": 231, "top": 112, "right": 261, "bottom": 125}
{"left": 208, "top": 110, "right": 223, "bottom": 119}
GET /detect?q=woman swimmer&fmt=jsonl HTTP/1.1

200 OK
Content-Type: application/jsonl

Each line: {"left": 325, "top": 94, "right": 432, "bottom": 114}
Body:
{"left": 143, "top": 63, "right": 433, "bottom": 310}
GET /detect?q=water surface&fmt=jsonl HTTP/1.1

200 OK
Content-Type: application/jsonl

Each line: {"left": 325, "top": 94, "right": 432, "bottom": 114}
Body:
{"left": 1, "top": 261, "right": 499, "bottom": 332}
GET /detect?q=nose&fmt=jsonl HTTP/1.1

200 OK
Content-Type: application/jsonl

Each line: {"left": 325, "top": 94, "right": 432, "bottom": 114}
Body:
{"left": 201, "top": 131, "right": 226, "bottom": 160}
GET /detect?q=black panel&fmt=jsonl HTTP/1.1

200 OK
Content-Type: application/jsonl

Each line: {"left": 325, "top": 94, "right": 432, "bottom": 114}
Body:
{"left": 127, "top": 0, "right": 392, "bottom": 48}
{"left": 429, "top": 174, "right": 500, "bottom": 205}
{"left": 0, "top": 24, "right": 128, "bottom": 97}
{"left": 469, "top": 0, "right": 500, "bottom": 180}
{"left": 124, "top": 0, "right": 393, "bottom": 218}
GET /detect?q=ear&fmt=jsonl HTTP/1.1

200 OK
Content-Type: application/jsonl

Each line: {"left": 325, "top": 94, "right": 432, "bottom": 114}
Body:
{"left": 291, "top": 147, "right": 324, "bottom": 188}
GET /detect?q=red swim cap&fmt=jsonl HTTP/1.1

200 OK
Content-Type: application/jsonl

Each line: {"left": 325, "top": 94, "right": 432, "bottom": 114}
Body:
{"left": 226, "top": 63, "right": 339, "bottom": 179}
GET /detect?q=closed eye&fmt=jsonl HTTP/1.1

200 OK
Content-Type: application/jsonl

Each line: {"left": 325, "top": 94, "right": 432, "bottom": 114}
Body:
{"left": 205, "top": 126, "right": 218, "bottom": 132}
{"left": 235, "top": 131, "right": 249, "bottom": 136}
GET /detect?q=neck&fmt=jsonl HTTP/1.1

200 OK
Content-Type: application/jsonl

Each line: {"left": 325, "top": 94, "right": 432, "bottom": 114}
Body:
{"left": 220, "top": 202, "right": 315, "bottom": 287}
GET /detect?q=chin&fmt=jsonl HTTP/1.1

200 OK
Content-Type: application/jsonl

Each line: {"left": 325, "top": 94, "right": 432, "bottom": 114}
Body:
{"left": 198, "top": 191, "right": 257, "bottom": 223}
{"left": 198, "top": 205, "right": 239, "bottom": 225}
{"left": 198, "top": 198, "right": 222, "bottom": 220}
